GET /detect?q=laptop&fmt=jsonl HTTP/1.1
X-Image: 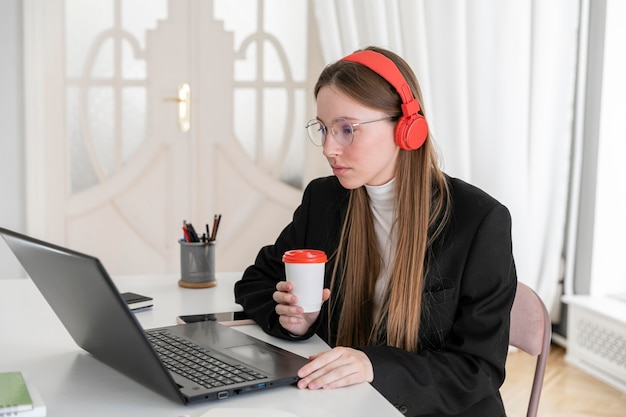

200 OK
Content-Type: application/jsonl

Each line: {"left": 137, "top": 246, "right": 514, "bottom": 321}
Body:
{"left": 0, "top": 227, "right": 309, "bottom": 404}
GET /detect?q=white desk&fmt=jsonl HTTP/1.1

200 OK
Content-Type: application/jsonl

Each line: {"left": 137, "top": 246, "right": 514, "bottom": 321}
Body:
{"left": 0, "top": 273, "right": 402, "bottom": 417}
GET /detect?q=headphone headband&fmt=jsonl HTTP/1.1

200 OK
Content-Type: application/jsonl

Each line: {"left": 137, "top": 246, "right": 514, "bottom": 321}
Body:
{"left": 342, "top": 50, "right": 417, "bottom": 111}
{"left": 340, "top": 50, "right": 428, "bottom": 150}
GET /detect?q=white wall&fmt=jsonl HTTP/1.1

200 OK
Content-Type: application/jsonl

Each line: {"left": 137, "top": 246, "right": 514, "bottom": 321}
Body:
{"left": 0, "top": 0, "right": 26, "bottom": 278}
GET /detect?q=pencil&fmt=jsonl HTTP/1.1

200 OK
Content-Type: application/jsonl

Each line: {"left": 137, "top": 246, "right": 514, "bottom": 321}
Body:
{"left": 210, "top": 214, "right": 218, "bottom": 241}
{"left": 213, "top": 214, "right": 222, "bottom": 241}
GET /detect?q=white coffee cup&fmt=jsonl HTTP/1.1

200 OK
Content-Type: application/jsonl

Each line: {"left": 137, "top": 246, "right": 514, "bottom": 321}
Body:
{"left": 282, "top": 249, "right": 327, "bottom": 313}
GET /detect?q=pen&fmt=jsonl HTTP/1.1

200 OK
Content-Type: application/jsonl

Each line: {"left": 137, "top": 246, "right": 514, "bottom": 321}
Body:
{"left": 186, "top": 222, "right": 200, "bottom": 242}
{"left": 182, "top": 221, "right": 191, "bottom": 242}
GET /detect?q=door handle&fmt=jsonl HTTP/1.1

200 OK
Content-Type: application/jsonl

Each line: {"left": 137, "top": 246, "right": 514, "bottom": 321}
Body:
{"left": 163, "top": 83, "right": 191, "bottom": 132}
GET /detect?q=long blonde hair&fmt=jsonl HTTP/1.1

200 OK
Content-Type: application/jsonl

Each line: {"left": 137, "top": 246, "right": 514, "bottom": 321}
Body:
{"left": 316, "top": 46, "right": 450, "bottom": 352}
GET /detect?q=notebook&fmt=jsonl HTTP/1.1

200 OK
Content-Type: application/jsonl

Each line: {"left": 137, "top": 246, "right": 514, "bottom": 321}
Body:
{"left": 0, "top": 371, "right": 32, "bottom": 414}
{"left": 0, "top": 372, "right": 46, "bottom": 417}
{"left": 0, "top": 228, "right": 309, "bottom": 405}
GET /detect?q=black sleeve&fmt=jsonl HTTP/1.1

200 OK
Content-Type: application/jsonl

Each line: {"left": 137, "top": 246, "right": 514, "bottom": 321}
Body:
{"left": 234, "top": 177, "right": 346, "bottom": 340}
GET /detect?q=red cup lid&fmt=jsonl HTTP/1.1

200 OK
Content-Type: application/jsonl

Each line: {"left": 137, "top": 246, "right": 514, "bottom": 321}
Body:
{"left": 282, "top": 249, "right": 327, "bottom": 264}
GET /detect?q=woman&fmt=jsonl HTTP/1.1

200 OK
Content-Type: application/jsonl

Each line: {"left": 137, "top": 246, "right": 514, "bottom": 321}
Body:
{"left": 234, "top": 46, "right": 517, "bottom": 417}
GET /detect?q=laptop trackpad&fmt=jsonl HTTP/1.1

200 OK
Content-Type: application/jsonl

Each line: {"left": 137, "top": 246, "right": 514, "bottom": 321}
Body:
{"left": 226, "top": 343, "right": 286, "bottom": 375}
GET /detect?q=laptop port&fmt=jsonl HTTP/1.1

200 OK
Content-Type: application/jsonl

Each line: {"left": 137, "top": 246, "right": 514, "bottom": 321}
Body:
{"left": 217, "top": 391, "right": 229, "bottom": 400}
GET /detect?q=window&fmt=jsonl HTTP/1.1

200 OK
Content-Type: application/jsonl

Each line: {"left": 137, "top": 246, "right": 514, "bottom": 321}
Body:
{"left": 214, "top": 0, "right": 309, "bottom": 189}
{"left": 588, "top": 0, "right": 626, "bottom": 297}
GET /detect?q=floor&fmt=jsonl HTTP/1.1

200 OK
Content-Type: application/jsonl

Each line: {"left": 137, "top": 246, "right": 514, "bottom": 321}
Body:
{"left": 501, "top": 344, "right": 626, "bottom": 416}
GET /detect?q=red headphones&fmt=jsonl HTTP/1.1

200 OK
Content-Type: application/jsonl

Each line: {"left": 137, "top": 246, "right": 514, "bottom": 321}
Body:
{"left": 341, "top": 50, "right": 428, "bottom": 151}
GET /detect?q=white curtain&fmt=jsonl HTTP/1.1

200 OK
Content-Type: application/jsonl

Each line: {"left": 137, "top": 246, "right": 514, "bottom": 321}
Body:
{"left": 312, "top": 0, "right": 580, "bottom": 314}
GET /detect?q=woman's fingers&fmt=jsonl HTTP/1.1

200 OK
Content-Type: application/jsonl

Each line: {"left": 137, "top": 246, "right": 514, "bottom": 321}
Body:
{"left": 274, "top": 281, "right": 330, "bottom": 336}
{"left": 297, "top": 347, "right": 374, "bottom": 390}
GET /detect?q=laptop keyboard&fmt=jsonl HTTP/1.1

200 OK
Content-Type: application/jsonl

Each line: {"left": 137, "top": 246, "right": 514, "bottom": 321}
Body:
{"left": 146, "top": 330, "right": 268, "bottom": 389}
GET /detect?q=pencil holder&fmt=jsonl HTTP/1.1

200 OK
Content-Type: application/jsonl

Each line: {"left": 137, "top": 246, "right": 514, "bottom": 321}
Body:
{"left": 178, "top": 240, "right": 217, "bottom": 288}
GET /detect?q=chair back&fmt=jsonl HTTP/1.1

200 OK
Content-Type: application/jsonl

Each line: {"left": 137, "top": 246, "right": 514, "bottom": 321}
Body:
{"left": 509, "top": 282, "right": 552, "bottom": 417}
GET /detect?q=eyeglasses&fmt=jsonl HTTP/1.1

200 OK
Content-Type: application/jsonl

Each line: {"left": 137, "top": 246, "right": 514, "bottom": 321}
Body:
{"left": 305, "top": 116, "right": 394, "bottom": 147}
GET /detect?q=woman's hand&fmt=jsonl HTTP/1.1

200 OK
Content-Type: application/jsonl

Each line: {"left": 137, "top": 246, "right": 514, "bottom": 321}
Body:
{"left": 273, "top": 281, "right": 330, "bottom": 336}
{"left": 296, "top": 347, "right": 374, "bottom": 389}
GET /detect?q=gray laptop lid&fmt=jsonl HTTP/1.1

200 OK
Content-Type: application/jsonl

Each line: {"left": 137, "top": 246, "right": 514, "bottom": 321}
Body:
{"left": 0, "top": 227, "right": 308, "bottom": 404}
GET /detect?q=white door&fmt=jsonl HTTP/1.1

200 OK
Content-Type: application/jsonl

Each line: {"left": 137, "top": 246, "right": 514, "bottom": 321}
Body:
{"left": 24, "top": 0, "right": 326, "bottom": 276}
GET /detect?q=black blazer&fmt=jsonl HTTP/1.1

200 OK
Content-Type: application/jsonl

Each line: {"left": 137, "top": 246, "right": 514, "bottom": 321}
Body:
{"left": 234, "top": 175, "right": 517, "bottom": 417}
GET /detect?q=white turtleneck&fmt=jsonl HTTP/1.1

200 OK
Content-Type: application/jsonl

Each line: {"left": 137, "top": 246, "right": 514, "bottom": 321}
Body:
{"left": 364, "top": 178, "right": 396, "bottom": 319}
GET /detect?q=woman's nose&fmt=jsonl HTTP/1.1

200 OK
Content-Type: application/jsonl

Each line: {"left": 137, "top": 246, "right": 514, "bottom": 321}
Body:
{"left": 322, "top": 136, "right": 341, "bottom": 157}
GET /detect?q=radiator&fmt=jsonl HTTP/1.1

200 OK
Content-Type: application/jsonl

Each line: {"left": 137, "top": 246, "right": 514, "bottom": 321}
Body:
{"left": 563, "top": 295, "right": 626, "bottom": 393}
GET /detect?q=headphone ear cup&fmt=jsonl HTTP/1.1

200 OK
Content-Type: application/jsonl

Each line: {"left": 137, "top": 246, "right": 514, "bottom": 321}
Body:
{"left": 395, "top": 114, "right": 428, "bottom": 150}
